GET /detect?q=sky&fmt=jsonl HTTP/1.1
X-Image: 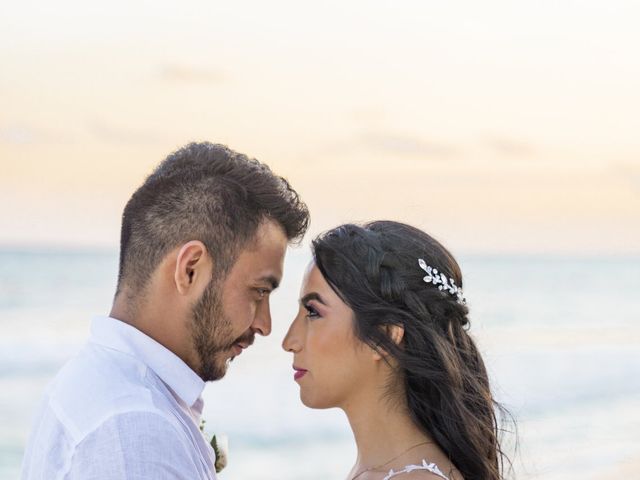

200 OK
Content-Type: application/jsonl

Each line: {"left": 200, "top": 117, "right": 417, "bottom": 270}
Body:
{"left": 1, "top": 0, "right": 639, "bottom": 254}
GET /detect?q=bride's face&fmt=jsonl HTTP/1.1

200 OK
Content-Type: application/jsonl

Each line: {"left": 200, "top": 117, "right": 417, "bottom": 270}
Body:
{"left": 282, "top": 262, "right": 377, "bottom": 409}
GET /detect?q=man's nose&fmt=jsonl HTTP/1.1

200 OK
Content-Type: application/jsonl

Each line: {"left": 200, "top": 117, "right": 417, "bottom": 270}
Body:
{"left": 252, "top": 298, "right": 272, "bottom": 336}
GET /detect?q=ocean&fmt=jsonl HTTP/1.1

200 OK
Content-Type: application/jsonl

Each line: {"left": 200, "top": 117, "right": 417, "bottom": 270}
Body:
{"left": 1, "top": 248, "right": 639, "bottom": 479}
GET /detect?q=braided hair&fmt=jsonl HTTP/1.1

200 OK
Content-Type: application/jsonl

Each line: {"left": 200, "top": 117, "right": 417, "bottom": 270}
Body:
{"left": 312, "top": 221, "right": 512, "bottom": 480}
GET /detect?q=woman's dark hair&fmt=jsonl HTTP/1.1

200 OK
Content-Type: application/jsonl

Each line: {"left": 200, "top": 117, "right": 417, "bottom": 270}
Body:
{"left": 312, "top": 221, "right": 513, "bottom": 480}
{"left": 117, "top": 142, "right": 309, "bottom": 296}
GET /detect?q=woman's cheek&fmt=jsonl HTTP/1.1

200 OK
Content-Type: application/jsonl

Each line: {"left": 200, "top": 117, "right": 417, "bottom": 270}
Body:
{"left": 310, "top": 317, "right": 358, "bottom": 363}
{"left": 308, "top": 328, "right": 333, "bottom": 355}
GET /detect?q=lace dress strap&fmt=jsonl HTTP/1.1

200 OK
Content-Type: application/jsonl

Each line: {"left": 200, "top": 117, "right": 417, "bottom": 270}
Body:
{"left": 382, "top": 459, "right": 450, "bottom": 480}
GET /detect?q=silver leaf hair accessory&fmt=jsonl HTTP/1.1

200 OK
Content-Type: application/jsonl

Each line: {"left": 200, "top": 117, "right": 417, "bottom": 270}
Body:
{"left": 418, "top": 259, "right": 466, "bottom": 305}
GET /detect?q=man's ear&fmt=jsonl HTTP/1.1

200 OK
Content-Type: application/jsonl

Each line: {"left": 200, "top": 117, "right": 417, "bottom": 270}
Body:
{"left": 174, "top": 241, "right": 211, "bottom": 295}
{"left": 372, "top": 324, "right": 404, "bottom": 361}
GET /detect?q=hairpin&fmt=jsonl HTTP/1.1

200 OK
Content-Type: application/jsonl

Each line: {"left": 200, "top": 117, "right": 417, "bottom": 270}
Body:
{"left": 418, "top": 258, "right": 466, "bottom": 305}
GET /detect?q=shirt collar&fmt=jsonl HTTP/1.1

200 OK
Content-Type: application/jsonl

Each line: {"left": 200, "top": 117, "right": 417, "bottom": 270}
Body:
{"left": 89, "top": 315, "right": 205, "bottom": 408}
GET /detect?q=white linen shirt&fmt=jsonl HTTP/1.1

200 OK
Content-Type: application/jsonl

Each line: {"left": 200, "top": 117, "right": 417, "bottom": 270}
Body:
{"left": 21, "top": 316, "right": 217, "bottom": 480}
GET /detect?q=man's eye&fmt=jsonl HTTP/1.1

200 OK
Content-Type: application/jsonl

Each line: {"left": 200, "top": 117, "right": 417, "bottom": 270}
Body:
{"left": 256, "top": 288, "right": 270, "bottom": 299}
{"left": 304, "top": 303, "right": 319, "bottom": 319}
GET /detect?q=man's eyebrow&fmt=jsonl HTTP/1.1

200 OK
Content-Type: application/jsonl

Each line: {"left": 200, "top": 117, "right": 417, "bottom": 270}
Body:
{"left": 258, "top": 275, "right": 280, "bottom": 290}
{"left": 300, "top": 292, "right": 327, "bottom": 306}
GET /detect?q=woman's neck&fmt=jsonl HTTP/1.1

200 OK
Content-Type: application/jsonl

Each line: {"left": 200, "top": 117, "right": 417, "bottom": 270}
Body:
{"left": 342, "top": 389, "right": 431, "bottom": 475}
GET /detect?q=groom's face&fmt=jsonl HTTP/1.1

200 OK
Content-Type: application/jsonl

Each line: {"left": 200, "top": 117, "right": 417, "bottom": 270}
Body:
{"left": 189, "top": 220, "right": 288, "bottom": 381}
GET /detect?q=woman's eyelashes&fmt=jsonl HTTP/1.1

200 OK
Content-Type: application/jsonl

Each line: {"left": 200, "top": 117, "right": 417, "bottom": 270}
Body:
{"left": 303, "top": 303, "right": 320, "bottom": 319}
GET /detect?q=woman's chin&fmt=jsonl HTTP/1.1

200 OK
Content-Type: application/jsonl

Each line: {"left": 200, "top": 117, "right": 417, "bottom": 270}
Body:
{"left": 300, "top": 391, "right": 335, "bottom": 410}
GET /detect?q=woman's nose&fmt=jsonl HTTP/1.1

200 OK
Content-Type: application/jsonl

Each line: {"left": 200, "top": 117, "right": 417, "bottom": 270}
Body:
{"left": 282, "top": 317, "right": 302, "bottom": 353}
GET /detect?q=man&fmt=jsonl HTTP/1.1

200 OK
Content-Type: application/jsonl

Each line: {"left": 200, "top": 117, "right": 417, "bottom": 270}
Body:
{"left": 21, "top": 142, "right": 309, "bottom": 479}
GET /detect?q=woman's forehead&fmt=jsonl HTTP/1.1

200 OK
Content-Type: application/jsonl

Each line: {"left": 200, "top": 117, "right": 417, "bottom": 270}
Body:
{"left": 300, "top": 262, "right": 321, "bottom": 294}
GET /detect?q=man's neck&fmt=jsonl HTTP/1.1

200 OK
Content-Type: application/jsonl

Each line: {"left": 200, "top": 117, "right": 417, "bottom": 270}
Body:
{"left": 110, "top": 291, "right": 195, "bottom": 373}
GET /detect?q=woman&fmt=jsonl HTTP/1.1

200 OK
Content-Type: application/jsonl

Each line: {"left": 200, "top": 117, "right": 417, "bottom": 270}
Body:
{"left": 283, "top": 221, "right": 512, "bottom": 480}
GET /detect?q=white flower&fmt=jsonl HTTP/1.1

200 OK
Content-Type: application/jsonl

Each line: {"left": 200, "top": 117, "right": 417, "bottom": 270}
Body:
{"left": 199, "top": 420, "right": 228, "bottom": 473}
{"left": 211, "top": 434, "right": 228, "bottom": 473}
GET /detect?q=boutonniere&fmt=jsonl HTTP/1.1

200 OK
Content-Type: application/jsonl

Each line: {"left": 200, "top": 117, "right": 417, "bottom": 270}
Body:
{"left": 199, "top": 419, "right": 228, "bottom": 473}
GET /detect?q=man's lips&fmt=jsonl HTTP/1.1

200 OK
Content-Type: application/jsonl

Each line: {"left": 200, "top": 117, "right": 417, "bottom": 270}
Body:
{"left": 231, "top": 340, "right": 252, "bottom": 356}
{"left": 231, "top": 336, "right": 254, "bottom": 356}
{"left": 293, "top": 365, "right": 308, "bottom": 381}
{"left": 232, "top": 344, "right": 243, "bottom": 356}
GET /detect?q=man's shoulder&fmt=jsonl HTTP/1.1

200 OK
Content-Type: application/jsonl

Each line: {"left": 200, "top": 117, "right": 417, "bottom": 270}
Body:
{"left": 45, "top": 342, "right": 172, "bottom": 442}
{"left": 23, "top": 407, "right": 201, "bottom": 480}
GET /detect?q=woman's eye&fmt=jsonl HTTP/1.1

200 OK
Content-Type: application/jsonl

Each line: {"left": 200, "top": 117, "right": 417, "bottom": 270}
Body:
{"left": 256, "top": 288, "right": 270, "bottom": 299}
{"left": 304, "top": 303, "right": 320, "bottom": 319}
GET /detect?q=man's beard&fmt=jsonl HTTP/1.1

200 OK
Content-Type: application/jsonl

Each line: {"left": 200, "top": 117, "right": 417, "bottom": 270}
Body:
{"left": 190, "top": 277, "right": 242, "bottom": 382}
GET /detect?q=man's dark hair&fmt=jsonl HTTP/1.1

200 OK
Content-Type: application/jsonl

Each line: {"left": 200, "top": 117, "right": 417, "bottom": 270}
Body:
{"left": 116, "top": 142, "right": 309, "bottom": 296}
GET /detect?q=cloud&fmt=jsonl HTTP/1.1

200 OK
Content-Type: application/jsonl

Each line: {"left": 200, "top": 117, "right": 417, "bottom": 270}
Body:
{"left": 87, "top": 120, "right": 164, "bottom": 146}
{"left": 358, "top": 131, "right": 458, "bottom": 159}
{"left": 0, "top": 125, "right": 73, "bottom": 145}
{"left": 349, "top": 107, "right": 387, "bottom": 124}
{"left": 0, "top": 125, "right": 41, "bottom": 145}
{"left": 158, "top": 65, "right": 226, "bottom": 84}
{"left": 482, "top": 136, "right": 536, "bottom": 158}
{"left": 314, "top": 130, "right": 461, "bottom": 168}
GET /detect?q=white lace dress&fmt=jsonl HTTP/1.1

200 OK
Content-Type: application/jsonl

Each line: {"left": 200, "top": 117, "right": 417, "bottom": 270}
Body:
{"left": 382, "top": 459, "right": 450, "bottom": 480}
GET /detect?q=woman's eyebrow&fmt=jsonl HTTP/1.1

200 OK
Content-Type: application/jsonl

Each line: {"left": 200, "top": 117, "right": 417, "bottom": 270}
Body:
{"left": 299, "top": 292, "right": 327, "bottom": 306}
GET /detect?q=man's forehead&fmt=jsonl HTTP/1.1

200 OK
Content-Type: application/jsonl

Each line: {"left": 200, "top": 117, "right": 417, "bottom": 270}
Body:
{"left": 236, "top": 247, "right": 285, "bottom": 280}
{"left": 229, "top": 221, "right": 287, "bottom": 283}
{"left": 233, "top": 249, "right": 284, "bottom": 275}
{"left": 245, "top": 219, "right": 288, "bottom": 251}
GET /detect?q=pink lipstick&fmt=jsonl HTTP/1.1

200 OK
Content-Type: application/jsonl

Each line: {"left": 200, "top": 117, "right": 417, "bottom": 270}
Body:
{"left": 293, "top": 366, "right": 307, "bottom": 381}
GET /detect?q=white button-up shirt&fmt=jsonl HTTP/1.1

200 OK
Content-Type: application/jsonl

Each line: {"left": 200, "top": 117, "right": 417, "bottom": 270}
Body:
{"left": 21, "top": 316, "right": 217, "bottom": 480}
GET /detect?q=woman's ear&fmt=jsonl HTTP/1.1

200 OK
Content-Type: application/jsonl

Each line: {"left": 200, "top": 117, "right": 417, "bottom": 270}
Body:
{"left": 372, "top": 324, "right": 404, "bottom": 361}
